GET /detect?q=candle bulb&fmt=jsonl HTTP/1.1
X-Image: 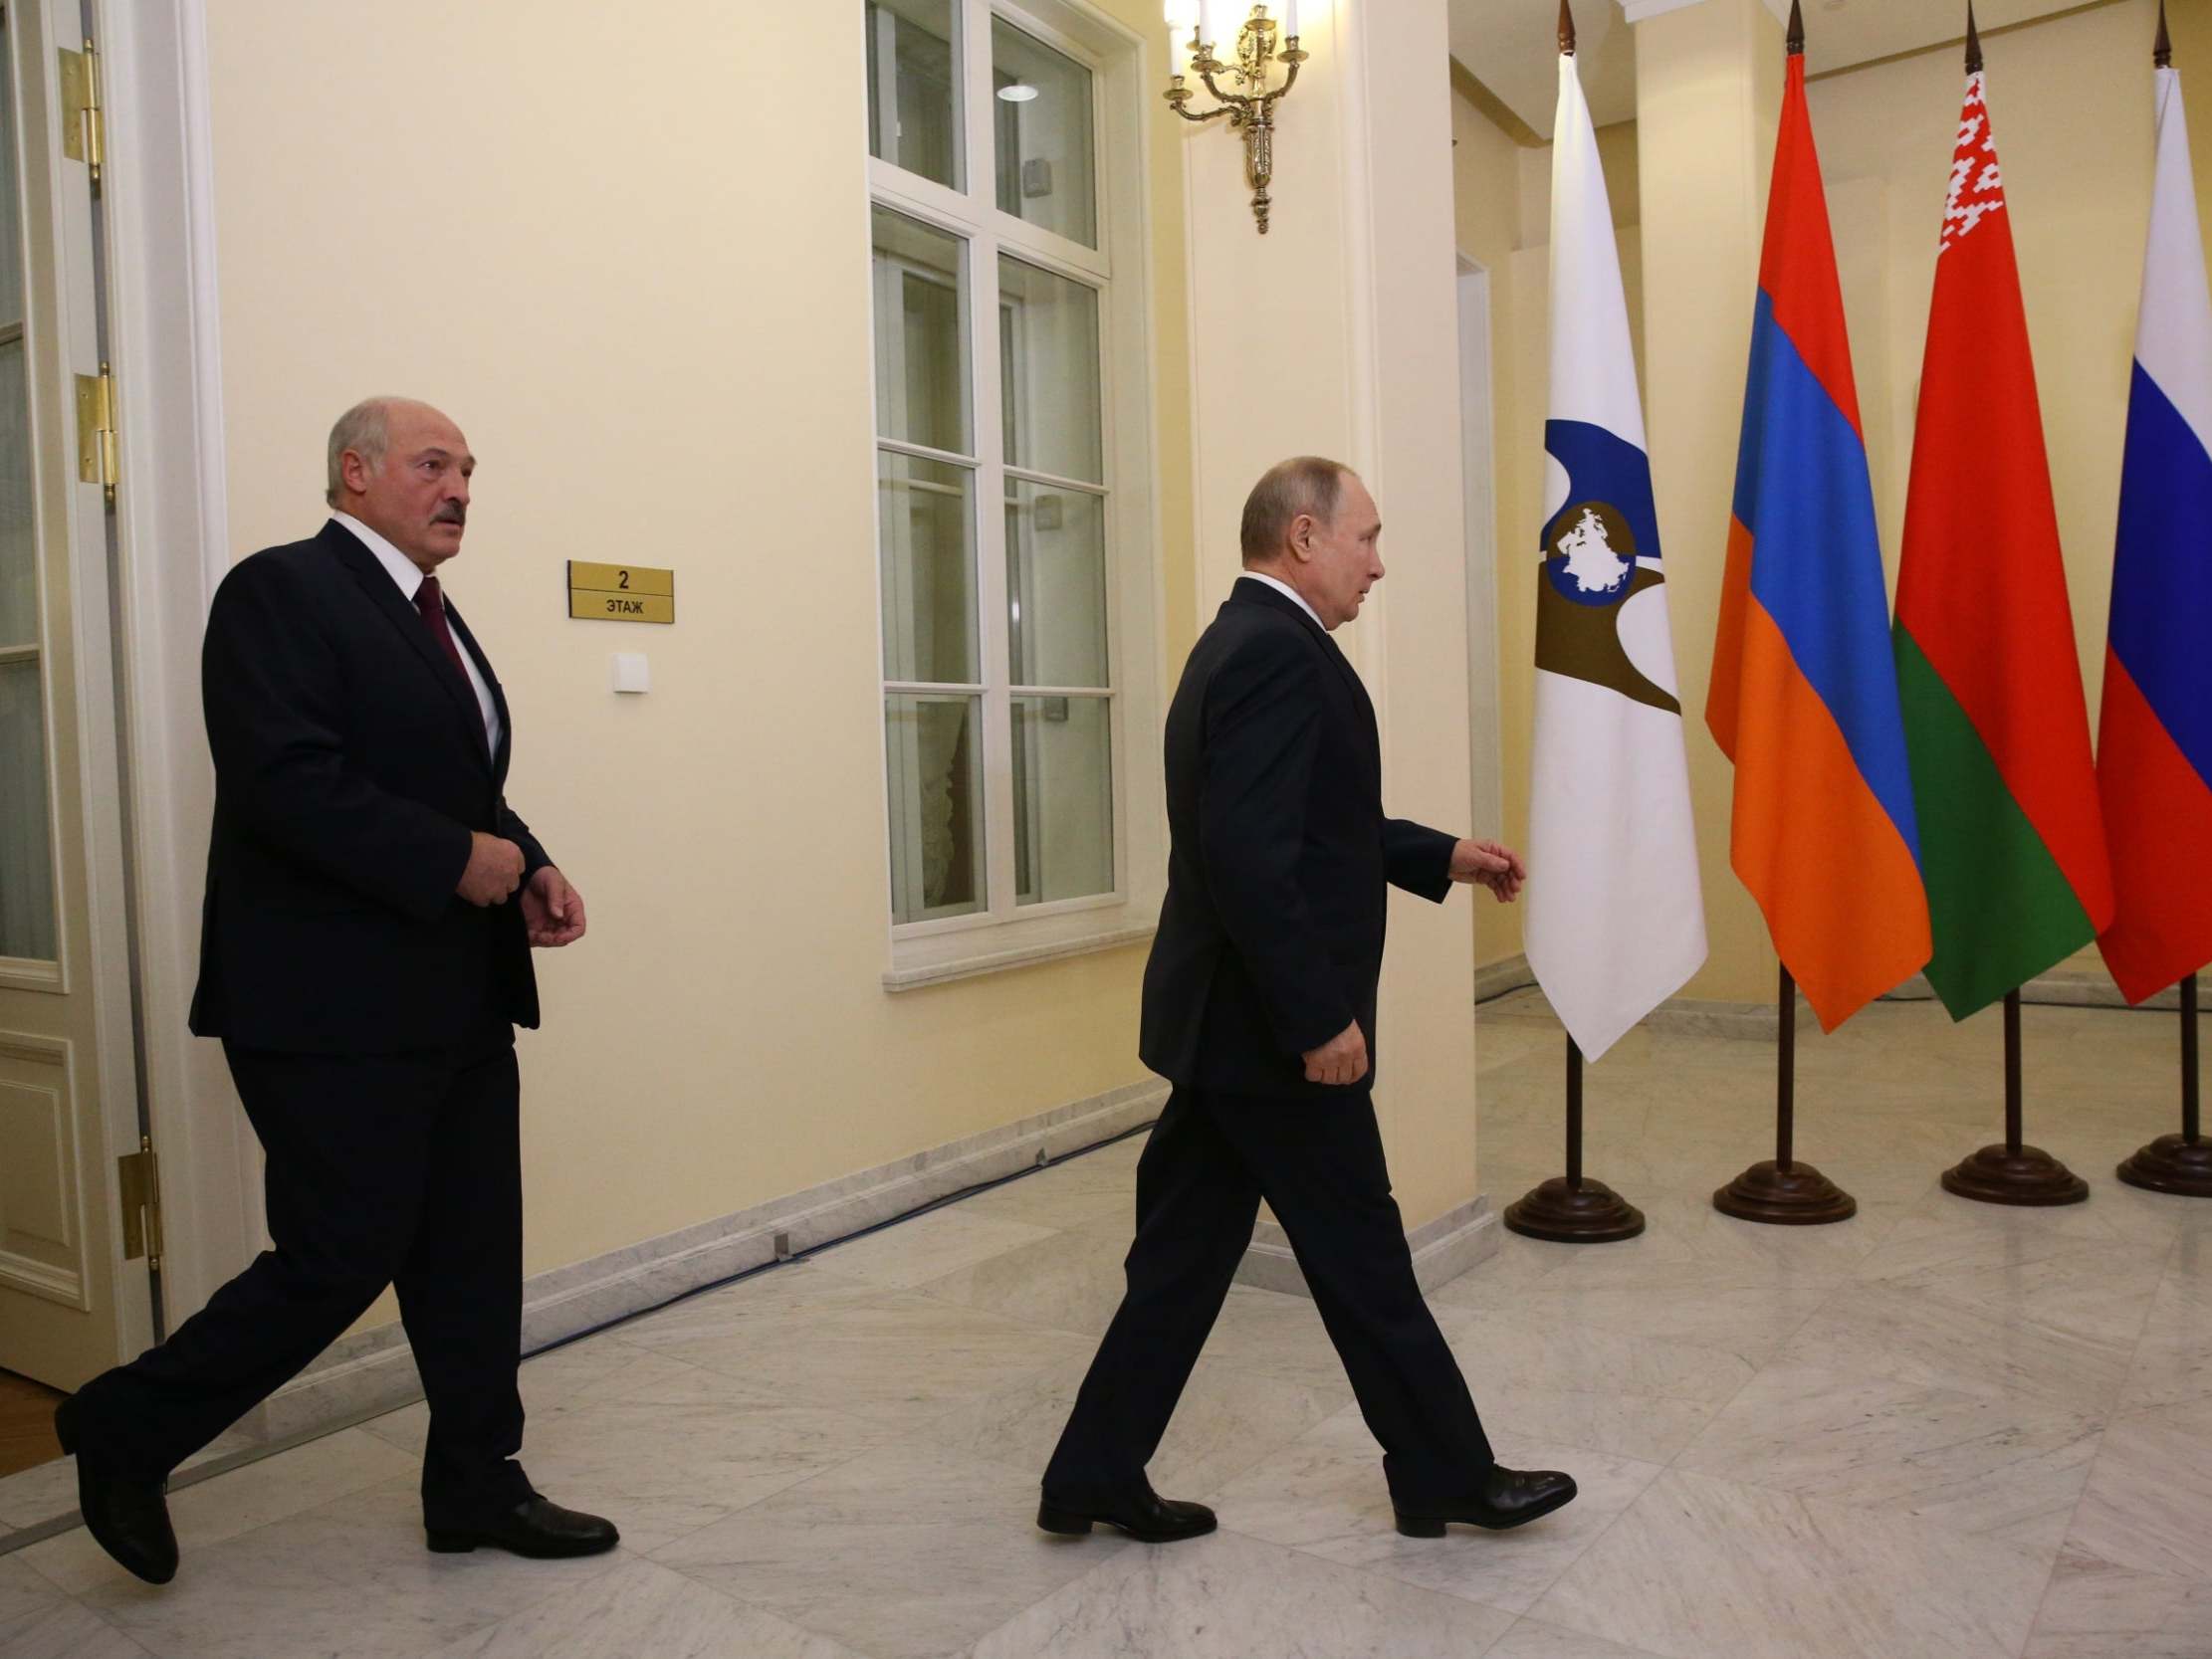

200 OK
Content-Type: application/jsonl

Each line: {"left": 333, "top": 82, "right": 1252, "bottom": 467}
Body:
{"left": 1283, "top": 0, "right": 1299, "bottom": 36}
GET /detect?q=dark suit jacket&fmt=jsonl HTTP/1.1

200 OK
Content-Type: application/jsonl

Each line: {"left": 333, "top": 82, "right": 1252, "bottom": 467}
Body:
{"left": 189, "top": 519, "right": 549, "bottom": 1055}
{"left": 1139, "top": 578, "right": 1456, "bottom": 1097}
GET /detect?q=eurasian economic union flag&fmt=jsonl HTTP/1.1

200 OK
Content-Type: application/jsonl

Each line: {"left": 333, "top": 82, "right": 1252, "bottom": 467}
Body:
{"left": 2099, "top": 51, "right": 2212, "bottom": 1003}
{"left": 1524, "top": 43, "right": 1705, "bottom": 1062}
{"left": 1708, "top": 35, "right": 1930, "bottom": 1030}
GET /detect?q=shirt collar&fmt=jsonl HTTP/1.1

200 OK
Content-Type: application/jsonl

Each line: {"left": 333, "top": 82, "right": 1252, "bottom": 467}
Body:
{"left": 331, "top": 513, "right": 430, "bottom": 601}
{"left": 1239, "top": 569, "right": 1326, "bottom": 631}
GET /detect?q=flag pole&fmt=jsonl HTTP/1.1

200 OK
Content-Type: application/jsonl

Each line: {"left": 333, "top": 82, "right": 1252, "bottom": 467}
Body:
{"left": 2117, "top": 972, "right": 2212, "bottom": 1193}
{"left": 1713, "top": 963, "right": 1858, "bottom": 1224}
{"left": 1708, "top": 0, "right": 1855, "bottom": 1228}
{"left": 1505, "top": 1035, "right": 1645, "bottom": 1242}
{"left": 1941, "top": 986, "right": 2090, "bottom": 1204}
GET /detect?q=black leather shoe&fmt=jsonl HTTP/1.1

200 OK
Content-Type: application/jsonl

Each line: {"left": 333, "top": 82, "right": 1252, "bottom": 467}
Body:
{"left": 54, "top": 1397, "right": 178, "bottom": 1585}
{"left": 1393, "top": 1465, "right": 1579, "bottom": 1537}
{"left": 426, "top": 1496, "right": 619, "bottom": 1558}
{"left": 1037, "top": 1480, "right": 1217, "bottom": 1544}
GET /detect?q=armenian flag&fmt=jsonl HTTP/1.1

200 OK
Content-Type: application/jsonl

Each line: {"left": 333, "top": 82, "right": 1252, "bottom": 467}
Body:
{"left": 1708, "top": 18, "right": 1930, "bottom": 1031}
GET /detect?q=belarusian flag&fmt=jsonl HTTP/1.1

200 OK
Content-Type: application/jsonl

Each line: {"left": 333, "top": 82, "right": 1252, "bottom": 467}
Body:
{"left": 1892, "top": 20, "right": 2113, "bottom": 1021}
{"left": 2097, "top": 17, "right": 2212, "bottom": 1005}
{"left": 1524, "top": 29, "right": 1706, "bottom": 1061}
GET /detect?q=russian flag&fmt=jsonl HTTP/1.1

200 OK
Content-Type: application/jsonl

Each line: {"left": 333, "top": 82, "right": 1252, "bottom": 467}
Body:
{"left": 1707, "top": 33, "right": 1931, "bottom": 1031}
{"left": 2099, "top": 47, "right": 2212, "bottom": 1004}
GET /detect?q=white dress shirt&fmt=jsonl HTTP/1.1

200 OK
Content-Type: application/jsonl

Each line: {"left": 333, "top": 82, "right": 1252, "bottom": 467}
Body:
{"left": 332, "top": 514, "right": 503, "bottom": 757}
{"left": 1240, "top": 568, "right": 1326, "bottom": 632}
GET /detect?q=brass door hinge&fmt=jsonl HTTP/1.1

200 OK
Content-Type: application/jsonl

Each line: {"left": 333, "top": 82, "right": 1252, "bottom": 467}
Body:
{"left": 76, "top": 363, "right": 116, "bottom": 502}
{"left": 59, "top": 38, "right": 104, "bottom": 192}
{"left": 117, "top": 1137, "right": 163, "bottom": 1273}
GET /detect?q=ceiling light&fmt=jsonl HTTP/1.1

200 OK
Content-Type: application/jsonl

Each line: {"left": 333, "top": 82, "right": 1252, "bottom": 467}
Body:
{"left": 998, "top": 84, "right": 1040, "bottom": 103}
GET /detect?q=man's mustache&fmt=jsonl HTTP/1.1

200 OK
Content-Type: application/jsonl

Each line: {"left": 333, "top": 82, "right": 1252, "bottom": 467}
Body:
{"left": 432, "top": 505, "right": 467, "bottom": 526}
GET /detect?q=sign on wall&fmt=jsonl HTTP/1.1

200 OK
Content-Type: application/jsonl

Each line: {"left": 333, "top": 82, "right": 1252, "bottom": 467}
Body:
{"left": 567, "top": 561, "right": 674, "bottom": 624}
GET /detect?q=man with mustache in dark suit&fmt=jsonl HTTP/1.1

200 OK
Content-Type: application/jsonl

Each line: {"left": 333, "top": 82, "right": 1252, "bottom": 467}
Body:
{"left": 57, "top": 398, "right": 616, "bottom": 1582}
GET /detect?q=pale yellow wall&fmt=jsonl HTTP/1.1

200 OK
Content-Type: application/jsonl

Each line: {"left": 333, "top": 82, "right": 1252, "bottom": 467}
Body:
{"left": 199, "top": 1, "right": 1197, "bottom": 1321}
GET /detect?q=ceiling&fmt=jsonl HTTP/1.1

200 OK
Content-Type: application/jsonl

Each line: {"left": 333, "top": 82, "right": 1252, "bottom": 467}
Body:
{"left": 1447, "top": 0, "right": 2118, "bottom": 140}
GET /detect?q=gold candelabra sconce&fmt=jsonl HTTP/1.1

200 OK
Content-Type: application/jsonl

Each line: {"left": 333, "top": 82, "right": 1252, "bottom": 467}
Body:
{"left": 1164, "top": 3, "right": 1307, "bottom": 234}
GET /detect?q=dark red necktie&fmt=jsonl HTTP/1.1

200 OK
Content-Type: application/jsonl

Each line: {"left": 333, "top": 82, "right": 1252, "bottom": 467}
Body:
{"left": 414, "top": 575, "right": 469, "bottom": 683}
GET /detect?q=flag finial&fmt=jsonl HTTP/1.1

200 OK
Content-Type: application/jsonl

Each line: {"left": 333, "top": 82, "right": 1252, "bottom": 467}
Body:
{"left": 1559, "top": 0, "right": 1576, "bottom": 57}
{"left": 1965, "top": 2, "right": 1983, "bottom": 74}
{"left": 2157, "top": 0, "right": 2172, "bottom": 68}
{"left": 1788, "top": 0, "right": 1804, "bottom": 57}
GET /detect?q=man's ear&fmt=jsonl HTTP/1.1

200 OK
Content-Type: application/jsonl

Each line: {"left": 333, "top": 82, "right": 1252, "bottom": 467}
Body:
{"left": 1289, "top": 515, "right": 1314, "bottom": 562}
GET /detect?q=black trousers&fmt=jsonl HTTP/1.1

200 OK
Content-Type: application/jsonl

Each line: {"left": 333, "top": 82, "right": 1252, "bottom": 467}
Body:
{"left": 1043, "top": 1085, "right": 1494, "bottom": 1506}
{"left": 72, "top": 1031, "right": 531, "bottom": 1529}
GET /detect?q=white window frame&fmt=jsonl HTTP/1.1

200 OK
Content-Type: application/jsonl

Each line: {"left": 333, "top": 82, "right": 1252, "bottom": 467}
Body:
{"left": 865, "top": 0, "right": 1165, "bottom": 989}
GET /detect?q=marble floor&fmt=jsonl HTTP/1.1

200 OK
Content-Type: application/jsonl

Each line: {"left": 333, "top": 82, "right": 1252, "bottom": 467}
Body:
{"left": 3, "top": 991, "right": 2208, "bottom": 1658}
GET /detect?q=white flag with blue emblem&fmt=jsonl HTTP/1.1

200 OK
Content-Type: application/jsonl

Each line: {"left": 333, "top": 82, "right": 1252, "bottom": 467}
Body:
{"left": 1523, "top": 45, "right": 1706, "bottom": 1061}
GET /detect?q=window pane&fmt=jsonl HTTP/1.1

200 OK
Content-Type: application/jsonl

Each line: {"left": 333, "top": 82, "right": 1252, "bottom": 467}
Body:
{"left": 879, "top": 451, "right": 979, "bottom": 684}
{"left": 887, "top": 694, "right": 986, "bottom": 923}
{"left": 864, "top": 0, "right": 962, "bottom": 191}
{"left": 0, "top": 660, "right": 55, "bottom": 961}
{"left": 992, "top": 18, "right": 1097, "bottom": 248}
{"left": 1005, "top": 481, "right": 1107, "bottom": 689}
{"left": 872, "top": 207, "right": 971, "bottom": 456}
{"left": 1011, "top": 695, "right": 1113, "bottom": 906}
{"left": 997, "top": 257, "right": 1101, "bottom": 485}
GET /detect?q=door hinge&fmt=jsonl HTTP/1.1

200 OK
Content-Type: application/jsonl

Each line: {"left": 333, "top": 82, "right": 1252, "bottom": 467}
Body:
{"left": 76, "top": 363, "right": 116, "bottom": 503}
{"left": 59, "top": 38, "right": 104, "bottom": 192}
{"left": 118, "top": 1137, "right": 163, "bottom": 1273}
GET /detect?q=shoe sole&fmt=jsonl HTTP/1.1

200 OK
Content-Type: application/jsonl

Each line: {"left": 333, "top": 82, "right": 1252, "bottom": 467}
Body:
{"left": 425, "top": 1530, "right": 619, "bottom": 1558}
{"left": 1035, "top": 1501, "right": 1217, "bottom": 1545}
{"left": 1394, "top": 1487, "right": 1579, "bottom": 1538}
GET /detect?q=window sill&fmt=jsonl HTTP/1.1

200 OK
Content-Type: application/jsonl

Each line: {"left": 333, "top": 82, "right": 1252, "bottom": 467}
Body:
{"left": 883, "top": 910, "right": 1157, "bottom": 992}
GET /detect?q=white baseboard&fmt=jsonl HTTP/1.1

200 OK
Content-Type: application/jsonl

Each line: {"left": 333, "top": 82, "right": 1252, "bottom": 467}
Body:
{"left": 1473, "top": 954, "right": 1535, "bottom": 1004}
{"left": 237, "top": 1078, "right": 1172, "bottom": 1445}
{"left": 1238, "top": 1194, "right": 1500, "bottom": 1298}
{"left": 1885, "top": 959, "right": 2181, "bottom": 1012}
{"left": 1478, "top": 974, "right": 1797, "bottom": 1040}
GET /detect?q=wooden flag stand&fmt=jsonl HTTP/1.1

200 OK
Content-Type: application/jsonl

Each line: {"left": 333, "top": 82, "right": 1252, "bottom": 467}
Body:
{"left": 1940, "top": 989, "right": 2090, "bottom": 1205}
{"left": 1503, "top": 1037, "right": 1646, "bottom": 1243}
{"left": 1713, "top": 965, "right": 1858, "bottom": 1224}
{"left": 2117, "top": 973, "right": 2212, "bottom": 1196}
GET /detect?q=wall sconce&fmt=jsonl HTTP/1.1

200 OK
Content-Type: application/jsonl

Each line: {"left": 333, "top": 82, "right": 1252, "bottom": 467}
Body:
{"left": 1164, "top": 2, "right": 1307, "bottom": 234}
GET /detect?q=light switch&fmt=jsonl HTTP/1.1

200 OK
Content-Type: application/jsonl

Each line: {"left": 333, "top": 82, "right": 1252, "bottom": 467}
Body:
{"left": 611, "top": 653, "right": 650, "bottom": 695}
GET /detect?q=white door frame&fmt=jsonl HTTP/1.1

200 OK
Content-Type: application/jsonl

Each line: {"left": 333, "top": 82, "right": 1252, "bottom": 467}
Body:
{"left": 1455, "top": 255, "right": 1502, "bottom": 839}
{"left": 95, "top": 0, "right": 257, "bottom": 1328}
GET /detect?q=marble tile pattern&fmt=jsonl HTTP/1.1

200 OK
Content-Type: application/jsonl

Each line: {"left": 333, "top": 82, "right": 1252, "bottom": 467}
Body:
{"left": 3, "top": 995, "right": 2205, "bottom": 1657}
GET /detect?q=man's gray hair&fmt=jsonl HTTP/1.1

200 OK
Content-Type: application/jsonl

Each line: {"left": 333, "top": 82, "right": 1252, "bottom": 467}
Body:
{"left": 325, "top": 397, "right": 397, "bottom": 506}
{"left": 1240, "top": 456, "right": 1353, "bottom": 561}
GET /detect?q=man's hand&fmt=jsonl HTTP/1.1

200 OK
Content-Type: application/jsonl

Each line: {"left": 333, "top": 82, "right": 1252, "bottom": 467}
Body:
{"left": 1450, "top": 838, "right": 1526, "bottom": 904}
{"left": 1302, "top": 1020, "right": 1371, "bottom": 1087}
{"left": 522, "top": 866, "right": 587, "bottom": 947}
{"left": 457, "top": 832, "right": 526, "bottom": 907}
